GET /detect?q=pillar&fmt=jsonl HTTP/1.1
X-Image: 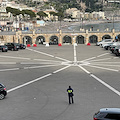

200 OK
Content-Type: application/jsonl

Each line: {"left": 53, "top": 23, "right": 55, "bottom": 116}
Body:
{"left": 85, "top": 30, "right": 89, "bottom": 44}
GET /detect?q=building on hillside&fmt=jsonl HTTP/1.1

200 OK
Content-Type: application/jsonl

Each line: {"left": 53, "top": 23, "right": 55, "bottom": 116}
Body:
{"left": 44, "top": 9, "right": 58, "bottom": 21}
{"left": 92, "top": 11, "right": 105, "bottom": 20}
{"left": 0, "top": 0, "right": 9, "bottom": 26}
{"left": 65, "top": 8, "right": 78, "bottom": 15}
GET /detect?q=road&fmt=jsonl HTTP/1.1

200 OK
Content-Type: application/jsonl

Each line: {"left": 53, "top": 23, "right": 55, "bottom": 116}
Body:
{"left": 0, "top": 44, "right": 120, "bottom": 120}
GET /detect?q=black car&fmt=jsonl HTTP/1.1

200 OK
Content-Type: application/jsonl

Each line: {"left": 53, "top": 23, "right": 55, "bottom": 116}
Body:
{"left": 0, "top": 83, "right": 7, "bottom": 100}
{"left": 5, "top": 43, "right": 19, "bottom": 51}
{"left": 0, "top": 45, "right": 8, "bottom": 52}
{"left": 93, "top": 108, "right": 120, "bottom": 120}
{"left": 19, "top": 44, "right": 26, "bottom": 49}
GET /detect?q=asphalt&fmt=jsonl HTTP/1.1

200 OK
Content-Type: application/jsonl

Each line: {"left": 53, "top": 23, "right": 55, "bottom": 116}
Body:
{"left": 0, "top": 44, "right": 120, "bottom": 120}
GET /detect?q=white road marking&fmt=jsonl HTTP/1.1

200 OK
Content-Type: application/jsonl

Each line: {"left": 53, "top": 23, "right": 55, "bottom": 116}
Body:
{"left": 0, "top": 68, "right": 19, "bottom": 72}
{"left": 0, "top": 55, "right": 31, "bottom": 60}
{"left": 27, "top": 48, "right": 70, "bottom": 62}
{"left": 0, "top": 62, "right": 16, "bottom": 64}
{"left": 79, "top": 65, "right": 120, "bottom": 96}
{"left": 89, "top": 62, "right": 120, "bottom": 64}
{"left": 34, "top": 58, "right": 62, "bottom": 63}
{"left": 24, "top": 64, "right": 63, "bottom": 69}
{"left": 90, "top": 63, "right": 120, "bottom": 67}
{"left": 80, "top": 57, "right": 96, "bottom": 62}
{"left": 7, "top": 65, "right": 70, "bottom": 93}
{"left": 21, "top": 62, "right": 61, "bottom": 65}
{"left": 53, "top": 65, "right": 71, "bottom": 73}
{"left": 78, "top": 65, "right": 91, "bottom": 74}
{"left": 90, "top": 74, "right": 120, "bottom": 96}
{"left": 55, "top": 57, "right": 70, "bottom": 62}
{"left": 27, "top": 48, "right": 54, "bottom": 57}
{"left": 88, "top": 58, "right": 111, "bottom": 62}
{"left": 87, "top": 65, "right": 119, "bottom": 72}
{"left": 7, "top": 73, "right": 52, "bottom": 93}
{"left": 97, "top": 53, "right": 110, "bottom": 57}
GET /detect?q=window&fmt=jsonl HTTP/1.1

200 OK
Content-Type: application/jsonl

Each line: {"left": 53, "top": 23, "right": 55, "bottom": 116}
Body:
{"left": 105, "top": 114, "right": 120, "bottom": 119}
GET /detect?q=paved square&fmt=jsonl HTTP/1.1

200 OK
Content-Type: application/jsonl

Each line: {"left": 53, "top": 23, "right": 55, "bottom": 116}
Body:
{"left": 0, "top": 44, "right": 120, "bottom": 120}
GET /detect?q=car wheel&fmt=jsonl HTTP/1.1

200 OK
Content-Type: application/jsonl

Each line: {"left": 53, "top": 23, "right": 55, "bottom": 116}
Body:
{"left": 115, "top": 52, "right": 119, "bottom": 56}
{"left": 0, "top": 93, "right": 5, "bottom": 100}
{"left": 11, "top": 48, "right": 14, "bottom": 51}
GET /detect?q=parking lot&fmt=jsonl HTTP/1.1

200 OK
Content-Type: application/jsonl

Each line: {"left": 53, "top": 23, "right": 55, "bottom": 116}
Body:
{"left": 0, "top": 44, "right": 120, "bottom": 120}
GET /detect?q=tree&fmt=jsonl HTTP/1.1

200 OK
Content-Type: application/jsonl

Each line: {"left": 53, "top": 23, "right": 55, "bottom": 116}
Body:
{"left": 37, "top": 11, "right": 48, "bottom": 19}
{"left": 22, "top": 10, "right": 36, "bottom": 19}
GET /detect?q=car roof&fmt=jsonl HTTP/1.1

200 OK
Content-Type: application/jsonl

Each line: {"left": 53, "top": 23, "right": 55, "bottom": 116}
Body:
{"left": 100, "top": 108, "right": 120, "bottom": 114}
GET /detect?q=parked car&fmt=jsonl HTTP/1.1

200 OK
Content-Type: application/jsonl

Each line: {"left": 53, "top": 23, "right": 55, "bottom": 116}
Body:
{"left": 114, "top": 45, "right": 120, "bottom": 56}
{"left": 0, "top": 45, "right": 8, "bottom": 52}
{"left": 5, "top": 43, "right": 19, "bottom": 51}
{"left": 0, "top": 83, "right": 7, "bottom": 100}
{"left": 100, "top": 39, "right": 113, "bottom": 48}
{"left": 93, "top": 108, "right": 120, "bottom": 120}
{"left": 19, "top": 44, "right": 26, "bottom": 49}
{"left": 110, "top": 42, "right": 120, "bottom": 53}
{"left": 103, "top": 43, "right": 113, "bottom": 50}
{"left": 96, "top": 40, "right": 102, "bottom": 46}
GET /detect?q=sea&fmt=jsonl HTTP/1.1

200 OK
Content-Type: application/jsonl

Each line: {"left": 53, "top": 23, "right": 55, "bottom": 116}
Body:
{"left": 69, "top": 21, "right": 120, "bottom": 31}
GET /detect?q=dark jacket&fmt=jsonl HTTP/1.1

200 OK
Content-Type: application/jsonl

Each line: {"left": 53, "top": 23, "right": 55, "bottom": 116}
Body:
{"left": 67, "top": 86, "right": 74, "bottom": 96}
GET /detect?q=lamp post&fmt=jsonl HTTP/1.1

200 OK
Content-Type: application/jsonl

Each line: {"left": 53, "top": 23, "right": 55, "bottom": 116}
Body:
{"left": 113, "top": 14, "right": 114, "bottom": 30}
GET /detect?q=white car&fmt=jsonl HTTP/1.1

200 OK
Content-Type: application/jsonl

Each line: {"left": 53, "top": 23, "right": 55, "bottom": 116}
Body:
{"left": 103, "top": 42, "right": 114, "bottom": 50}
{"left": 96, "top": 41, "right": 102, "bottom": 46}
{"left": 100, "top": 39, "right": 113, "bottom": 47}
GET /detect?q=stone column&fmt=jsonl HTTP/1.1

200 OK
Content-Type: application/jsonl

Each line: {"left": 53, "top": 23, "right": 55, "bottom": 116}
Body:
{"left": 59, "top": 30, "right": 62, "bottom": 44}
{"left": 112, "top": 29, "right": 115, "bottom": 40}
{"left": 32, "top": 29, "right": 36, "bottom": 44}
{"left": 85, "top": 30, "right": 89, "bottom": 44}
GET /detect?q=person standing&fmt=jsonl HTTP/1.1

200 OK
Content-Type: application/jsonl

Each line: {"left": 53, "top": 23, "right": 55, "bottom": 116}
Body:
{"left": 67, "top": 86, "right": 74, "bottom": 104}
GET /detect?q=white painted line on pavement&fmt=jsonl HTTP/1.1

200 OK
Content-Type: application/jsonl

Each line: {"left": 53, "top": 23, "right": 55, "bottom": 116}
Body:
{"left": 34, "top": 58, "right": 62, "bottom": 63}
{"left": 27, "top": 48, "right": 54, "bottom": 57}
{"left": 7, "top": 65, "right": 71, "bottom": 93}
{"left": 90, "top": 63, "right": 120, "bottom": 67}
{"left": 24, "top": 64, "right": 63, "bottom": 69}
{"left": 0, "top": 55, "right": 31, "bottom": 60}
{"left": 0, "top": 68, "right": 19, "bottom": 72}
{"left": 87, "top": 65, "right": 119, "bottom": 72}
{"left": 55, "top": 57, "right": 70, "bottom": 62}
{"left": 27, "top": 48, "right": 70, "bottom": 62}
{"left": 89, "top": 62, "right": 120, "bottom": 64}
{"left": 78, "top": 65, "right": 91, "bottom": 74}
{"left": 21, "top": 62, "right": 61, "bottom": 65}
{"left": 7, "top": 73, "right": 52, "bottom": 93}
{"left": 97, "top": 53, "right": 110, "bottom": 57}
{"left": 79, "top": 65, "right": 120, "bottom": 96}
{"left": 0, "top": 62, "right": 16, "bottom": 64}
{"left": 88, "top": 58, "right": 111, "bottom": 62}
{"left": 90, "top": 74, "right": 120, "bottom": 96}
{"left": 53, "top": 65, "right": 71, "bottom": 73}
{"left": 80, "top": 57, "right": 96, "bottom": 62}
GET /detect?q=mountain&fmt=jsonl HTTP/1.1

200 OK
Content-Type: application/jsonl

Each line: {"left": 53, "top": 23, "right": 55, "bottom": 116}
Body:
{"left": 49, "top": 0, "right": 103, "bottom": 12}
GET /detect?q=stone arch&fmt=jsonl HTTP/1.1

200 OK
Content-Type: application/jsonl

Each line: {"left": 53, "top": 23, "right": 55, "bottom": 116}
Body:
{"left": 49, "top": 36, "right": 58, "bottom": 45}
{"left": 76, "top": 35, "right": 85, "bottom": 44}
{"left": 102, "top": 34, "right": 112, "bottom": 39}
{"left": 63, "top": 35, "right": 72, "bottom": 44}
{"left": 36, "top": 36, "right": 45, "bottom": 44}
{"left": 89, "top": 35, "right": 98, "bottom": 43}
{"left": 23, "top": 36, "right": 32, "bottom": 45}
